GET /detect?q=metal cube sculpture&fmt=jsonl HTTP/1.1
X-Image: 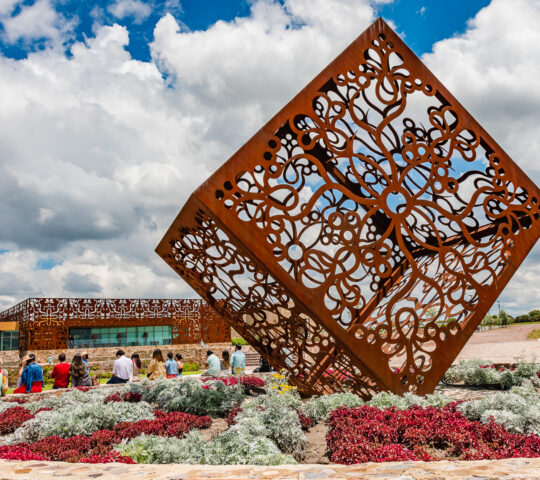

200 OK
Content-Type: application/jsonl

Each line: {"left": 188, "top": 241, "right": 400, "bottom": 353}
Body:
{"left": 156, "top": 18, "right": 540, "bottom": 398}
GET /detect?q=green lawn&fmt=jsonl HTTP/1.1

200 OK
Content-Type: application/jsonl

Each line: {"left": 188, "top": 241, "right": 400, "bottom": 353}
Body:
{"left": 527, "top": 329, "right": 540, "bottom": 340}
{"left": 7, "top": 378, "right": 109, "bottom": 395}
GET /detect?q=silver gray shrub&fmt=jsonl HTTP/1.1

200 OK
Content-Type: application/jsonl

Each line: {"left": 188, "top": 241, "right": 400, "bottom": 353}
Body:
{"left": 458, "top": 385, "right": 540, "bottom": 434}
{"left": 115, "top": 431, "right": 296, "bottom": 465}
{"left": 12, "top": 400, "right": 154, "bottom": 442}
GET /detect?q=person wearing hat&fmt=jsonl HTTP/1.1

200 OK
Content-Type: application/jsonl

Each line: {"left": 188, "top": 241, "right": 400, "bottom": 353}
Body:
{"left": 13, "top": 354, "right": 43, "bottom": 394}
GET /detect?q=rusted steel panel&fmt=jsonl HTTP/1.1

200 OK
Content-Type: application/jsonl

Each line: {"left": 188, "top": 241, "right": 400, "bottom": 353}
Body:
{"left": 156, "top": 18, "right": 540, "bottom": 397}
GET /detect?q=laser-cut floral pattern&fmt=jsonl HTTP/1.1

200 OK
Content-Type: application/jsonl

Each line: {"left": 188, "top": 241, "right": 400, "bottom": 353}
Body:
{"left": 158, "top": 19, "right": 540, "bottom": 396}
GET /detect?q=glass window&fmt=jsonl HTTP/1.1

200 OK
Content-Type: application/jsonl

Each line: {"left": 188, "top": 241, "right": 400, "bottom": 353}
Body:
{"left": 0, "top": 331, "right": 17, "bottom": 351}
{"left": 67, "top": 325, "right": 173, "bottom": 349}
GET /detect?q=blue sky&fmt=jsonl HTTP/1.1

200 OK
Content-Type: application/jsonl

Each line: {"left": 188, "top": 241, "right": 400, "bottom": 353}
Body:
{"left": 0, "top": 0, "right": 539, "bottom": 316}
{"left": 0, "top": 0, "right": 491, "bottom": 61}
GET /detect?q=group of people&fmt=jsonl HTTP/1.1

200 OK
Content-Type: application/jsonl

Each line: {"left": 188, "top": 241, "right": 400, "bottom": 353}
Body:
{"left": 0, "top": 344, "right": 260, "bottom": 396}
{"left": 0, "top": 351, "right": 96, "bottom": 395}
{"left": 203, "top": 345, "right": 246, "bottom": 376}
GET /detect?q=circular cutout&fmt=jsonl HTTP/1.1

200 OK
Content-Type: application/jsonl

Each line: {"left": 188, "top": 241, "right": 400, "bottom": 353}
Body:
{"left": 386, "top": 191, "right": 407, "bottom": 214}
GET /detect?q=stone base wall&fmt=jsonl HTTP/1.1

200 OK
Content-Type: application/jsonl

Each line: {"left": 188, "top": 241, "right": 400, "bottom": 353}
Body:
{"left": 0, "top": 343, "right": 256, "bottom": 370}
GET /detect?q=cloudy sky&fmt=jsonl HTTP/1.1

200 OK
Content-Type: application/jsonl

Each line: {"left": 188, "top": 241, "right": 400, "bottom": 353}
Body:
{"left": 0, "top": 0, "right": 538, "bottom": 316}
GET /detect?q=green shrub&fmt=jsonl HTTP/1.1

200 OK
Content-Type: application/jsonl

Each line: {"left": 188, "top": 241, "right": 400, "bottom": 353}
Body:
{"left": 231, "top": 338, "right": 249, "bottom": 346}
{"left": 182, "top": 362, "right": 200, "bottom": 372}
{"left": 126, "top": 377, "right": 245, "bottom": 417}
{"left": 301, "top": 392, "right": 364, "bottom": 423}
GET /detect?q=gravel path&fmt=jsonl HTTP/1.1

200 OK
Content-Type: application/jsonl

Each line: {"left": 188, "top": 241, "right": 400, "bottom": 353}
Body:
{"left": 456, "top": 324, "right": 540, "bottom": 363}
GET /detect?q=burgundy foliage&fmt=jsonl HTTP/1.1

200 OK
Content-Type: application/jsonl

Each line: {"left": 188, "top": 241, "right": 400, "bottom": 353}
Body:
{"left": 297, "top": 410, "right": 313, "bottom": 431}
{"left": 0, "top": 407, "right": 35, "bottom": 435}
{"left": 327, "top": 404, "right": 540, "bottom": 464}
{"left": 226, "top": 406, "right": 242, "bottom": 426}
{"left": 104, "top": 392, "right": 142, "bottom": 404}
{"left": 200, "top": 376, "right": 265, "bottom": 388}
{"left": 0, "top": 410, "right": 211, "bottom": 463}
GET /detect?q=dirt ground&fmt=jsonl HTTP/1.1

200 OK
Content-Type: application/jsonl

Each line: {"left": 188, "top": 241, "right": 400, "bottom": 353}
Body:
{"left": 200, "top": 418, "right": 229, "bottom": 441}
{"left": 467, "top": 323, "right": 540, "bottom": 343}
{"left": 456, "top": 323, "right": 540, "bottom": 363}
{"left": 303, "top": 423, "right": 329, "bottom": 464}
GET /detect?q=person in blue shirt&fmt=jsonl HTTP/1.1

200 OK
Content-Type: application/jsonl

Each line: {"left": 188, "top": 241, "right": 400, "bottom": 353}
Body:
{"left": 230, "top": 345, "right": 246, "bottom": 375}
{"left": 165, "top": 351, "right": 179, "bottom": 378}
{"left": 13, "top": 354, "right": 43, "bottom": 394}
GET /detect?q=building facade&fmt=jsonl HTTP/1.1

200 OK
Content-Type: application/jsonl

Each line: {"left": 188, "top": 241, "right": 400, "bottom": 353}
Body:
{"left": 0, "top": 298, "right": 230, "bottom": 352}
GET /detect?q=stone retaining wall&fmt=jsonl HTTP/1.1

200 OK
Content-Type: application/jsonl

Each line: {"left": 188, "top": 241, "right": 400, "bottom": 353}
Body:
{"left": 0, "top": 343, "right": 256, "bottom": 369}
{"left": 0, "top": 458, "right": 538, "bottom": 479}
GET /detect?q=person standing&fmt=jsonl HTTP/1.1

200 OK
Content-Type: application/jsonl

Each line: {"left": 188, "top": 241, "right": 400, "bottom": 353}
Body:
{"left": 50, "top": 353, "right": 70, "bottom": 389}
{"left": 165, "top": 352, "right": 178, "bottom": 379}
{"left": 175, "top": 353, "right": 184, "bottom": 378}
{"left": 131, "top": 353, "right": 142, "bottom": 382}
{"left": 70, "top": 353, "right": 92, "bottom": 387}
{"left": 202, "top": 350, "right": 221, "bottom": 377}
{"left": 107, "top": 350, "right": 133, "bottom": 384}
{"left": 147, "top": 349, "right": 166, "bottom": 380}
{"left": 13, "top": 354, "right": 43, "bottom": 394}
{"left": 230, "top": 345, "right": 246, "bottom": 375}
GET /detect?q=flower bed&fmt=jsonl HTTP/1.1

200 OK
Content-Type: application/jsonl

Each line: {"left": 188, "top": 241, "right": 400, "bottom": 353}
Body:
{"left": 327, "top": 404, "right": 540, "bottom": 464}
{"left": 0, "top": 410, "right": 211, "bottom": 462}
{"left": 1, "top": 372, "right": 540, "bottom": 466}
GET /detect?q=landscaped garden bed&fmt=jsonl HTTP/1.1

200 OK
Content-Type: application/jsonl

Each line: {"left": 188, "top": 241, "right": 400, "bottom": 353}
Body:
{"left": 0, "top": 365, "right": 539, "bottom": 466}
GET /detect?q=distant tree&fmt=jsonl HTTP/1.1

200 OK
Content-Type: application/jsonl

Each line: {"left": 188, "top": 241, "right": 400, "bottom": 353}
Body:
{"left": 497, "top": 309, "right": 513, "bottom": 327}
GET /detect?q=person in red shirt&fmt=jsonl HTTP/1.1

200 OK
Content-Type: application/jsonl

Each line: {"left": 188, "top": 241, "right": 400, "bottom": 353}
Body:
{"left": 50, "top": 353, "right": 70, "bottom": 389}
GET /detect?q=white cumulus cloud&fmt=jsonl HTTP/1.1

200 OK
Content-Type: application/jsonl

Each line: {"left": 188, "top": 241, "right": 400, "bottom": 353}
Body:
{"left": 0, "top": 0, "right": 539, "bottom": 318}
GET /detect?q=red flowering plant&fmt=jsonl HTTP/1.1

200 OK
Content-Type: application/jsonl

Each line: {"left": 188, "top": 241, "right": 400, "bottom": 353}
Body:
{"left": 201, "top": 377, "right": 238, "bottom": 386}
{"left": 79, "top": 451, "right": 135, "bottom": 464}
{"left": 0, "top": 445, "right": 48, "bottom": 461}
{"left": 327, "top": 404, "right": 540, "bottom": 464}
{"left": 104, "top": 392, "right": 142, "bottom": 404}
{"left": 0, "top": 407, "right": 35, "bottom": 435}
{"left": 237, "top": 377, "right": 265, "bottom": 388}
{"left": 226, "top": 406, "right": 242, "bottom": 426}
{"left": 0, "top": 410, "right": 212, "bottom": 463}
{"left": 200, "top": 376, "right": 265, "bottom": 388}
{"left": 297, "top": 410, "right": 313, "bottom": 431}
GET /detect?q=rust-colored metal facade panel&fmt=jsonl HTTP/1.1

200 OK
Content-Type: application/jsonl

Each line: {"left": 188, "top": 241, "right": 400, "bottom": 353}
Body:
{"left": 156, "top": 18, "right": 540, "bottom": 398}
{"left": 0, "top": 298, "right": 230, "bottom": 351}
